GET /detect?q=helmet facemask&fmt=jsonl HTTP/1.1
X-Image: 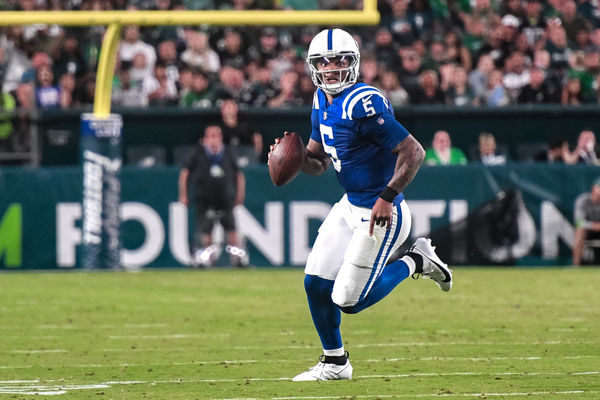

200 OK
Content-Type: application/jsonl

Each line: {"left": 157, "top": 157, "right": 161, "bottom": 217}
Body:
{"left": 307, "top": 52, "right": 359, "bottom": 95}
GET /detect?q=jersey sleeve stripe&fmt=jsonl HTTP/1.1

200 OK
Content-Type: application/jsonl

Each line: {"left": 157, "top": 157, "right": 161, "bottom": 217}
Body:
{"left": 346, "top": 90, "right": 390, "bottom": 120}
{"left": 341, "top": 85, "right": 376, "bottom": 119}
{"left": 313, "top": 90, "right": 319, "bottom": 110}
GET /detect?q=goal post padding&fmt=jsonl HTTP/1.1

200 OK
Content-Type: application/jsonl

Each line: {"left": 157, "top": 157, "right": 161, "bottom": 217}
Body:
{"left": 80, "top": 114, "right": 123, "bottom": 269}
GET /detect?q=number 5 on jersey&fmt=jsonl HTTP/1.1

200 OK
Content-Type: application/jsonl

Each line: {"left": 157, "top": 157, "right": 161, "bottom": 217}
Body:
{"left": 320, "top": 124, "right": 341, "bottom": 172}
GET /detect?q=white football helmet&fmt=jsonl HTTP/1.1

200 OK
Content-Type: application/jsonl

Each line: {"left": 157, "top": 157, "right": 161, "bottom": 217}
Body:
{"left": 306, "top": 28, "right": 360, "bottom": 95}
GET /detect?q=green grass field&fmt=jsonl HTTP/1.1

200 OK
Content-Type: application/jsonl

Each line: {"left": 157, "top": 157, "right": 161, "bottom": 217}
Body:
{"left": 0, "top": 268, "right": 599, "bottom": 399}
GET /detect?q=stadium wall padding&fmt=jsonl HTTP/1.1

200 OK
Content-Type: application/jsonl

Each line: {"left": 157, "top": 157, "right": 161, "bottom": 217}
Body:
{"left": 37, "top": 106, "right": 600, "bottom": 166}
{"left": 0, "top": 164, "right": 599, "bottom": 269}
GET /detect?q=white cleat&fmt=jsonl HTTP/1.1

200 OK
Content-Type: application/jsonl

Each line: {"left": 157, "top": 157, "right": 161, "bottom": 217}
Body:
{"left": 410, "top": 238, "right": 453, "bottom": 292}
{"left": 292, "top": 356, "right": 353, "bottom": 381}
{"left": 192, "top": 244, "right": 220, "bottom": 268}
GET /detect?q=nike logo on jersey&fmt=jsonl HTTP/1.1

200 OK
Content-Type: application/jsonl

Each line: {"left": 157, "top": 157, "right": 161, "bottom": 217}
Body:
{"left": 361, "top": 218, "right": 369, "bottom": 222}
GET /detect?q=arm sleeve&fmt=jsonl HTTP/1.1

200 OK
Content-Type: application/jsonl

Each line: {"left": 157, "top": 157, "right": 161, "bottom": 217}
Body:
{"left": 359, "top": 112, "right": 410, "bottom": 153}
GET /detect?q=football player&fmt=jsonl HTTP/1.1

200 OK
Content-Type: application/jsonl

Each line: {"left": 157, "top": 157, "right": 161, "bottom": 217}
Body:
{"left": 269, "top": 28, "right": 453, "bottom": 381}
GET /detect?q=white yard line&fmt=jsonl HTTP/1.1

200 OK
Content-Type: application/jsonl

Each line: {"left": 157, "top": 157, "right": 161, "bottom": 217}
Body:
{"left": 1, "top": 373, "right": 598, "bottom": 396}
{"left": 359, "top": 371, "right": 600, "bottom": 378}
{"left": 6, "top": 349, "right": 69, "bottom": 354}
{"left": 354, "top": 340, "right": 599, "bottom": 347}
{"left": 76, "top": 360, "right": 259, "bottom": 368}
{"left": 1, "top": 335, "right": 60, "bottom": 340}
{"left": 108, "top": 333, "right": 231, "bottom": 339}
{"left": 99, "top": 347, "right": 189, "bottom": 352}
{"left": 0, "top": 384, "right": 110, "bottom": 396}
{"left": 235, "top": 340, "right": 599, "bottom": 350}
{"left": 0, "top": 325, "right": 591, "bottom": 336}
{"left": 1, "top": 354, "right": 594, "bottom": 371}
{"left": 268, "top": 391, "right": 600, "bottom": 400}
{"left": 0, "top": 323, "right": 169, "bottom": 330}
{"left": 363, "top": 355, "right": 596, "bottom": 362}
{"left": 5, "top": 370, "right": 598, "bottom": 384}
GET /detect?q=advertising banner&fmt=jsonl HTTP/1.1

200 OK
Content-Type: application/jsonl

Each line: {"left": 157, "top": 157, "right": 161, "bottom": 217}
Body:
{"left": 0, "top": 164, "right": 598, "bottom": 269}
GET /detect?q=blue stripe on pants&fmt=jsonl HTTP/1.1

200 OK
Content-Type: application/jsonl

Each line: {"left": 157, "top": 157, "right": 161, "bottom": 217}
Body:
{"left": 341, "top": 203, "right": 409, "bottom": 314}
{"left": 358, "top": 224, "right": 392, "bottom": 302}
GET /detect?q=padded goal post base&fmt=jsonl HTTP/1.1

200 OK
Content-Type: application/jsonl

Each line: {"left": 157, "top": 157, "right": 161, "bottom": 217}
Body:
{"left": 80, "top": 113, "right": 122, "bottom": 269}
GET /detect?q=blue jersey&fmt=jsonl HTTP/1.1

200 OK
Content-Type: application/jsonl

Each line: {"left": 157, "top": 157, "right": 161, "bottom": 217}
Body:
{"left": 310, "top": 83, "right": 410, "bottom": 208}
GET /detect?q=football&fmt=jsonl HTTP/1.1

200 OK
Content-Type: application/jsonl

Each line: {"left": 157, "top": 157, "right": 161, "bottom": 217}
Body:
{"left": 269, "top": 132, "right": 305, "bottom": 186}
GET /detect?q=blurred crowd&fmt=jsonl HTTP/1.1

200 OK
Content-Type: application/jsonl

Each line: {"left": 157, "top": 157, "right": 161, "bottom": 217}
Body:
{"left": 0, "top": 0, "right": 600, "bottom": 113}
{"left": 424, "top": 128, "right": 599, "bottom": 165}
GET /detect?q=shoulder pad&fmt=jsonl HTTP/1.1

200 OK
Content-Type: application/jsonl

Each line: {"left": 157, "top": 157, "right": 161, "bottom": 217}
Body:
{"left": 341, "top": 86, "right": 390, "bottom": 120}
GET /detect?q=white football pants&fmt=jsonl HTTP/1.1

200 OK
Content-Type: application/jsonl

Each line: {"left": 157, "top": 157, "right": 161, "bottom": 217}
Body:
{"left": 305, "top": 194, "right": 412, "bottom": 307}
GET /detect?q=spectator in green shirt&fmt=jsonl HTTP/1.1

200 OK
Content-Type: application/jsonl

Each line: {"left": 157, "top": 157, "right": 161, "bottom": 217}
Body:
{"left": 424, "top": 130, "right": 468, "bottom": 165}
{"left": 181, "top": 69, "right": 216, "bottom": 108}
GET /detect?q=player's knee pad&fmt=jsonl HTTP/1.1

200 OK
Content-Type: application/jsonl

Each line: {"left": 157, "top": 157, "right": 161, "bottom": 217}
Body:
{"left": 331, "top": 231, "right": 378, "bottom": 308}
{"left": 331, "top": 263, "right": 373, "bottom": 309}
{"left": 331, "top": 264, "right": 361, "bottom": 308}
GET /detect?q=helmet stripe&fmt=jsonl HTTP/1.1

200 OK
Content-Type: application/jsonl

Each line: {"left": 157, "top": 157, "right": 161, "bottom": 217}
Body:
{"left": 327, "top": 29, "right": 333, "bottom": 51}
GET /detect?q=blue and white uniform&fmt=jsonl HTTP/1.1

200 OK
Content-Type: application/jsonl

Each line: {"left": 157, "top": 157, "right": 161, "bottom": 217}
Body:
{"left": 310, "top": 83, "right": 408, "bottom": 208}
{"left": 305, "top": 83, "right": 413, "bottom": 324}
{"left": 294, "top": 28, "right": 450, "bottom": 382}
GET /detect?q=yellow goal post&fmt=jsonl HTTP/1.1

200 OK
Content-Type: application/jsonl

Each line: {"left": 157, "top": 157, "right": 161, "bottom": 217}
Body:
{"left": 0, "top": 1, "right": 379, "bottom": 118}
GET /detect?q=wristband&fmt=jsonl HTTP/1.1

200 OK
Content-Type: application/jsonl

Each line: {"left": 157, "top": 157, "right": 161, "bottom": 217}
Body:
{"left": 379, "top": 186, "right": 398, "bottom": 203}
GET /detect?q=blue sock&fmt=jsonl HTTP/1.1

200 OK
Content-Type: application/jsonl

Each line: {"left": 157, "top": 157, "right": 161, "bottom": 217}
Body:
{"left": 304, "top": 274, "right": 343, "bottom": 350}
{"left": 341, "top": 259, "right": 410, "bottom": 314}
